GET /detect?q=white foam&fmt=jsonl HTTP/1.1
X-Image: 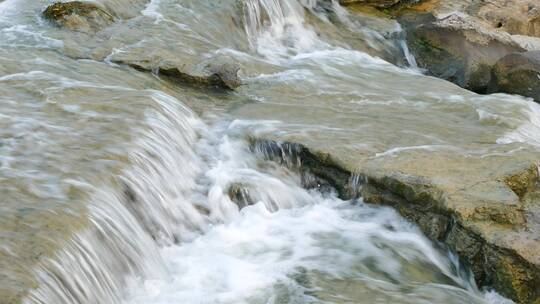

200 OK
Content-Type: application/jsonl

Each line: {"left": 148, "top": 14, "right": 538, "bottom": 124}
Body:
{"left": 124, "top": 193, "right": 496, "bottom": 304}
{"left": 121, "top": 122, "right": 505, "bottom": 304}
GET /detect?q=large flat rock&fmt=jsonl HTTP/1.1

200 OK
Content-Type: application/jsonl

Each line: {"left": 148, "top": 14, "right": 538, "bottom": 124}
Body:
{"left": 230, "top": 64, "right": 540, "bottom": 303}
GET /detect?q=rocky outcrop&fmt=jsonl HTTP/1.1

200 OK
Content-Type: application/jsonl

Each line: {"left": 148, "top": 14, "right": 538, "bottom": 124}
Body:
{"left": 249, "top": 137, "right": 540, "bottom": 304}
{"left": 43, "top": 1, "right": 116, "bottom": 33}
{"left": 338, "top": 0, "right": 402, "bottom": 8}
{"left": 360, "top": 162, "right": 540, "bottom": 304}
{"left": 489, "top": 51, "right": 540, "bottom": 102}
{"left": 375, "top": 0, "right": 540, "bottom": 38}
{"left": 400, "top": 12, "right": 524, "bottom": 93}
{"left": 231, "top": 47, "right": 540, "bottom": 300}
{"left": 344, "top": 0, "right": 540, "bottom": 98}
{"left": 467, "top": 0, "right": 540, "bottom": 38}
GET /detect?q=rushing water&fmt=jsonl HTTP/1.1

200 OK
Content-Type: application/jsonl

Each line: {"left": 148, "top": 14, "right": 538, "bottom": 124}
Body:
{"left": 1, "top": 0, "right": 539, "bottom": 303}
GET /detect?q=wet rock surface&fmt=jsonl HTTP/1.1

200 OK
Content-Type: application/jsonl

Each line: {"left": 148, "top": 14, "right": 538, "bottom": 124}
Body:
{"left": 455, "top": 0, "right": 540, "bottom": 38}
{"left": 489, "top": 51, "right": 540, "bottom": 102}
{"left": 43, "top": 1, "right": 116, "bottom": 33}
{"left": 377, "top": 0, "right": 540, "bottom": 39}
{"left": 114, "top": 58, "right": 242, "bottom": 90}
{"left": 345, "top": 0, "right": 540, "bottom": 99}
{"left": 227, "top": 183, "right": 255, "bottom": 209}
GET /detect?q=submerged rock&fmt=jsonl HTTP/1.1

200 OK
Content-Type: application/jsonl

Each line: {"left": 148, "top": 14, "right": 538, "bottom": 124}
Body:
{"left": 159, "top": 63, "right": 241, "bottom": 90}
{"left": 400, "top": 12, "right": 524, "bottom": 93}
{"left": 489, "top": 51, "right": 540, "bottom": 102}
{"left": 116, "top": 58, "right": 242, "bottom": 90}
{"left": 228, "top": 183, "right": 255, "bottom": 209}
{"left": 43, "top": 1, "right": 116, "bottom": 33}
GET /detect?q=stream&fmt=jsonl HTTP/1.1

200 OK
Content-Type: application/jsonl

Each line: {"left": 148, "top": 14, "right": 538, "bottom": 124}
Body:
{"left": 1, "top": 0, "right": 538, "bottom": 303}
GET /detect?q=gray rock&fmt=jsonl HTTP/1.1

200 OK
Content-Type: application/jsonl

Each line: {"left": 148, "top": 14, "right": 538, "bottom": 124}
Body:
{"left": 400, "top": 12, "right": 524, "bottom": 93}
{"left": 489, "top": 51, "right": 540, "bottom": 102}
{"left": 115, "top": 57, "right": 242, "bottom": 90}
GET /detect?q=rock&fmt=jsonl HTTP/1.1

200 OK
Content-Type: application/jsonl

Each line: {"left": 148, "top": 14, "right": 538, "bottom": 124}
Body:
{"left": 395, "top": 0, "right": 540, "bottom": 38}
{"left": 204, "top": 61, "right": 242, "bottom": 90}
{"left": 489, "top": 51, "right": 540, "bottom": 102}
{"left": 228, "top": 183, "right": 254, "bottom": 209}
{"left": 116, "top": 59, "right": 242, "bottom": 90}
{"left": 338, "top": 0, "right": 402, "bottom": 9}
{"left": 253, "top": 138, "right": 540, "bottom": 304}
{"left": 233, "top": 92, "right": 540, "bottom": 303}
{"left": 158, "top": 63, "right": 241, "bottom": 90}
{"left": 400, "top": 12, "right": 524, "bottom": 93}
{"left": 42, "top": 1, "right": 116, "bottom": 33}
{"left": 359, "top": 157, "right": 540, "bottom": 304}
{"left": 473, "top": 0, "right": 540, "bottom": 38}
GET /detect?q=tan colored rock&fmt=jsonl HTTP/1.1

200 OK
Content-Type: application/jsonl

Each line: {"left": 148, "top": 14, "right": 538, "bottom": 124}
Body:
{"left": 114, "top": 57, "right": 242, "bottom": 90}
{"left": 232, "top": 85, "right": 540, "bottom": 302}
{"left": 403, "top": 0, "right": 540, "bottom": 39}
{"left": 252, "top": 137, "right": 540, "bottom": 304}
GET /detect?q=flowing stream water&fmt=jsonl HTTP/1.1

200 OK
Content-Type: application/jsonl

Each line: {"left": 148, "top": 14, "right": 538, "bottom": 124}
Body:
{"left": 1, "top": 0, "right": 539, "bottom": 303}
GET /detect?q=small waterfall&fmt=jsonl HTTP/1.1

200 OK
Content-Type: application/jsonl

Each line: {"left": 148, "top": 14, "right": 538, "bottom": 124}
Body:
{"left": 241, "top": 0, "right": 419, "bottom": 66}
{"left": 120, "top": 124, "right": 494, "bottom": 304}
{"left": 24, "top": 91, "right": 208, "bottom": 303}
{"left": 400, "top": 39, "right": 418, "bottom": 68}
{"left": 26, "top": 187, "right": 166, "bottom": 304}
{"left": 23, "top": 90, "right": 318, "bottom": 304}
{"left": 119, "top": 91, "right": 209, "bottom": 244}
{"left": 396, "top": 23, "right": 418, "bottom": 69}
{"left": 242, "top": 0, "right": 323, "bottom": 59}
